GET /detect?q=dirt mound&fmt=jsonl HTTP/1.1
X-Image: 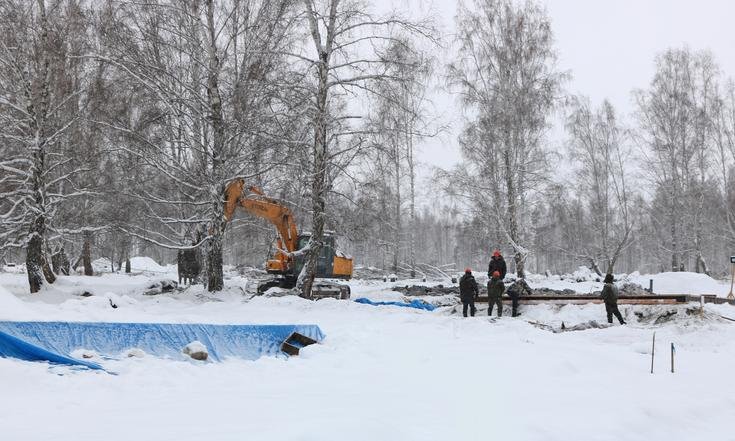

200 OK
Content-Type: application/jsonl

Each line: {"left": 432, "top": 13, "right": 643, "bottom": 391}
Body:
{"left": 401, "top": 284, "right": 604, "bottom": 298}
{"left": 402, "top": 285, "right": 461, "bottom": 297}
{"left": 531, "top": 287, "right": 579, "bottom": 296}
{"left": 632, "top": 306, "right": 723, "bottom": 325}
{"left": 619, "top": 283, "right": 650, "bottom": 296}
{"left": 528, "top": 320, "right": 613, "bottom": 333}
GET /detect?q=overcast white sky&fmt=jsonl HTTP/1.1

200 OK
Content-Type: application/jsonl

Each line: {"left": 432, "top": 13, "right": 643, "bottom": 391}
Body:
{"left": 400, "top": 0, "right": 735, "bottom": 177}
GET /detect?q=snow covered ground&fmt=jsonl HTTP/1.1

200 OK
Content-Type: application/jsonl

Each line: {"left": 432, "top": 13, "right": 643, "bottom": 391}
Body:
{"left": 1, "top": 262, "right": 735, "bottom": 441}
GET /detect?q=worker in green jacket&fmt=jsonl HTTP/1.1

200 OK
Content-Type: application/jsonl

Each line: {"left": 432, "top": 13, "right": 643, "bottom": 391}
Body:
{"left": 506, "top": 278, "right": 532, "bottom": 317}
{"left": 601, "top": 273, "right": 626, "bottom": 325}
{"left": 487, "top": 271, "right": 505, "bottom": 317}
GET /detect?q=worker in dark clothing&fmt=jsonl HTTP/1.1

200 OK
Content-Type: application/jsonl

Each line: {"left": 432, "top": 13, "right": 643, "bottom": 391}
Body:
{"left": 506, "top": 278, "right": 532, "bottom": 317}
{"left": 487, "top": 271, "right": 505, "bottom": 317}
{"left": 601, "top": 273, "right": 626, "bottom": 325}
{"left": 487, "top": 250, "right": 507, "bottom": 280}
{"left": 459, "top": 268, "right": 479, "bottom": 317}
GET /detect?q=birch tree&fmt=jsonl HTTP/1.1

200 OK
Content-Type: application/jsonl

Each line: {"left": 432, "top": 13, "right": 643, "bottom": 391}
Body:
{"left": 713, "top": 79, "right": 735, "bottom": 246}
{"left": 566, "top": 97, "right": 634, "bottom": 274}
{"left": 0, "top": 0, "right": 91, "bottom": 292}
{"left": 297, "top": 0, "right": 435, "bottom": 295}
{"left": 96, "top": 0, "right": 298, "bottom": 291}
{"left": 371, "top": 37, "right": 434, "bottom": 277}
{"left": 635, "top": 48, "right": 718, "bottom": 272}
{"left": 448, "top": 0, "right": 565, "bottom": 278}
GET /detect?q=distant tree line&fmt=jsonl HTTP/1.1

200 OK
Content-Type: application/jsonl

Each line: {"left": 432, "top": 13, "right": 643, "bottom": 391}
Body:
{"left": 350, "top": 0, "right": 735, "bottom": 278}
{"left": 3, "top": 0, "right": 735, "bottom": 295}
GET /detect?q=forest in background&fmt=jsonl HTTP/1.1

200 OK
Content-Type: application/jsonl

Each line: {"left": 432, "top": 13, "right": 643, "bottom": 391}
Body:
{"left": 3, "top": 0, "right": 735, "bottom": 294}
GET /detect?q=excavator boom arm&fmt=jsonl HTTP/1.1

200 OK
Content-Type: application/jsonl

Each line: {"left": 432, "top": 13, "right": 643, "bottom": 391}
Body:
{"left": 224, "top": 179, "right": 299, "bottom": 252}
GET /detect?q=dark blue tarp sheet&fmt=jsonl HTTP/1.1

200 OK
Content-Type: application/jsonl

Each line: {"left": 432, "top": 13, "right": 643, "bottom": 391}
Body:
{"left": 0, "top": 329, "right": 103, "bottom": 370}
{"left": 0, "top": 321, "right": 324, "bottom": 369}
{"left": 354, "top": 297, "right": 436, "bottom": 311}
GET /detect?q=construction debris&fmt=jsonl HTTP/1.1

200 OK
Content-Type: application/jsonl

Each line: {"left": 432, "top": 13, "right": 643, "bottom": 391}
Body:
{"left": 527, "top": 320, "right": 612, "bottom": 333}
{"left": 280, "top": 332, "right": 318, "bottom": 356}
{"left": 401, "top": 285, "right": 462, "bottom": 297}
{"left": 474, "top": 294, "right": 687, "bottom": 304}
{"left": 402, "top": 282, "right": 653, "bottom": 299}
{"left": 144, "top": 279, "right": 178, "bottom": 295}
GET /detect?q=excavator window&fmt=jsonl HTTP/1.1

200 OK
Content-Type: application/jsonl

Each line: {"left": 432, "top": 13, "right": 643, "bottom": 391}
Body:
{"left": 297, "top": 234, "right": 335, "bottom": 252}
{"left": 297, "top": 236, "right": 310, "bottom": 251}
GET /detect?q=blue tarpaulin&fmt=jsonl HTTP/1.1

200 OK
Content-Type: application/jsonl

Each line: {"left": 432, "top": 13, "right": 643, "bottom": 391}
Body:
{"left": 0, "top": 321, "right": 325, "bottom": 369}
{"left": 0, "top": 329, "right": 103, "bottom": 370}
{"left": 353, "top": 297, "right": 436, "bottom": 311}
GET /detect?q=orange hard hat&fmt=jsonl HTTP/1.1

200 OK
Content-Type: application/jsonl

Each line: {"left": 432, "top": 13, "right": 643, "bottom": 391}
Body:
{"left": 492, "top": 250, "right": 501, "bottom": 257}
{"left": 465, "top": 268, "right": 472, "bottom": 273}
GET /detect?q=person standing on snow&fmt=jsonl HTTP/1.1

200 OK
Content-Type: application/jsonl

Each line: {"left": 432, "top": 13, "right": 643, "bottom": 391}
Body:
{"left": 601, "top": 273, "right": 626, "bottom": 325}
{"left": 506, "top": 278, "right": 532, "bottom": 317}
{"left": 487, "top": 271, "right": 505, "bottom": 317}
{"left": 487, "top": 250, "right": 507, "bottom": 280}
{"left": 459, "top": 268, "right": 479, "bottom": 317}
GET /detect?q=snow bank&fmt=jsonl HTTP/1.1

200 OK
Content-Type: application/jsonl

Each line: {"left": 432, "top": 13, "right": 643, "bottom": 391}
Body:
{"left": 565, "top": 265, "right": 602, "bottom": 282}
{"left": 2, "top": 270, "right": 735, "bottom": 441}
{"left": 88, "top": 256, "right": 171, "bottom": 274}
{"left": 0, "top": 285, "right": 33, "bottom": 319}
{"left": 91, "top": 258, "right": 112, "bottom": 273}
{"left": 1, "top": 263, "right": 25, "bottom": 274}
{"left": 128, "top": 256, "right": 169, "bottom": 273}
{"left": 629, "top": 271, "right": 730, "bottom": 296}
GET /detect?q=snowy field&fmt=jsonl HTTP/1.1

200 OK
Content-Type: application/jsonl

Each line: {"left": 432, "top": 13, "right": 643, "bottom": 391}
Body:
{"left": 2, "top": 262, "right": 735, "bottom": 441}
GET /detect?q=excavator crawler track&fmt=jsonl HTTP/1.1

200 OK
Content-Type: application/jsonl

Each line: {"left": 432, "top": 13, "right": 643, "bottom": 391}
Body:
{"left": 307, "top": 282, "right": 351, "bottom": 300}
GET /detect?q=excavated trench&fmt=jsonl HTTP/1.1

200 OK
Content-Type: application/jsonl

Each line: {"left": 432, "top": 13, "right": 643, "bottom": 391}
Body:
{"left": 400, "top": 282, "right": 650, "bottom": 298}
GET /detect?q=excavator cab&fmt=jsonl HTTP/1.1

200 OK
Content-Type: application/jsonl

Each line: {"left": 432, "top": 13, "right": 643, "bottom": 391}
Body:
{"left": 291, "top": 233, "right": 352, "bottom": 279}
{"left": 266, "top": 232, "right": 351, "bottom": 280}
{"left": 261, "top": 231, "right": 352, "bottom": 282}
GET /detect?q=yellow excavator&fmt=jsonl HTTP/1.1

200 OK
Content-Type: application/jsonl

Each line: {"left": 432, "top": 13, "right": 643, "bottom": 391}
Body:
{"left": 224, "top": 178, "right": 353, "bottom": 298}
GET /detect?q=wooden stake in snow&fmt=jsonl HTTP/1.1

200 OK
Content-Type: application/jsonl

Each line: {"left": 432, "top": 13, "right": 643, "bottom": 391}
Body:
{"left": 650, "top": 332, "right": 656, "bottom": 374}
{"left": 729, "top": 256, "right": 735, "bottom": 300}
{"left": 671, "top": 343, "right": 675, "bottom": 373}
